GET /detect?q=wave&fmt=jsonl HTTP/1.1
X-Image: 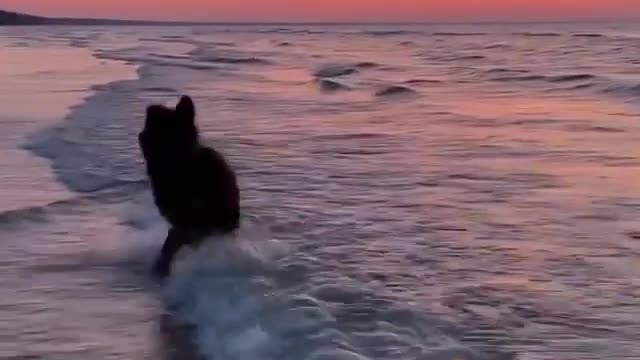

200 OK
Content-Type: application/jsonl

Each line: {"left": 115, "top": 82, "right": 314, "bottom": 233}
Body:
{"left": 491, "top": 75, "right": 546, "bottom": 82}
{"left": 316, "top": 79, "right": 351, "bottom": 92}
{"left": 572, "top": 33, "right": 604, "bottom": 38}
{"left": 375, "top": 85, "right": 416, "bottom": 97}
{"left": 154, "top": 62, "right": 217, "bottom": 71}
{"left": 487, "top": 68, "right": 530, "bottom": 74}
{"left": 187, "top": 45, "right": 272, "bottom": 66}
{"left": 22, "top": 49, "right": 196, "bottom": 193}
{"left": 484, "top": 43, "right": 511, "bottom": 50}
{"left": 490, "top": 69, "right": 640, "bottom": 99}
{"left": 355, "top": 61, "right": 380, "bottom": 69}
{"left": 69, "top": 39, "right": 89, "bottom": 48}
{"left": 198, "top": 56, "right": 271, "bottom": 65}
{"left": 11, "top": 40, "right": 30, "bottom": 47}
{"left": 156, "top": 223, "right": 498, "bottom": 360}
{"left": 428, "top": 53, "right": 486, "bottom": 62}
{"left": 309, "top": 133, "right": 392, "bottom": 141}
{"left": 106, "top": 51, "right": 208, "bottom": 70}
{"left": 549, "top": 74, "right": 596, "bottom": 82}
{"left": 564, "top": 124, "right": 625, "bottom": 133}
{"left": 150, "top": 53, "right": 192, "bottom": 60}
{"left": 98, "top": 50, "right": 219, "bottom": 71}
{"left": 492, "top": 73, "right": 595, "bottom": 83}
{"left": 363, "top": 30, "right": 418, "bottom": 36}
{"left": 0, "top": 202, "right": 57, "bottom": 225}
{"left": 212, "top": 41, "right": 236, "bottom": 47}
{"left": 161, "top": 35, "right": 185, "bottom": 40}
{"left": 456, "top": 55, "right": 486, "bottom": 60}
{"left": 0, "top": 181, "right": 146, "bottom": 226}
{"left": 257, "top": 28, "right": 326, "bottom": 35}
{"left": 161, "top": 226, "right": 286, "bottom": 360}
{"left": 140, "top": 36, "right": 189, "bottom": 43}
{"left": 602, "top": 82, "right": 640, "bottom": 97}
{"left": 513, "top": 32, "right": 562, "bottom": 37}
{"left": 141, "top": 86, "right": 179, "bottom": 93}
{"left": 403, "top": 79, "right": 443, "bottom": 85}
{"left": 568, "top": 83, "right": 596, "bottom": 90}
{"left": 432, "top": 32, "right": 488, "bottom": 36}
{"left": 313, "top": 64, "right": 359, "bottom": 78}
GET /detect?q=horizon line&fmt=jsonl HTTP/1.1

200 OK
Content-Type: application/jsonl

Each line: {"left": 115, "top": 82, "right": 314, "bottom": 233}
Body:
{"left": 2, "top": 8, "right": 639, "bottom": 26}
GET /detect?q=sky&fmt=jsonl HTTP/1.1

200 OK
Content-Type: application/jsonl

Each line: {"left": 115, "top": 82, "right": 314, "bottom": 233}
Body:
{"left": 2, "top": 0, "right": 640, "bottom": 22}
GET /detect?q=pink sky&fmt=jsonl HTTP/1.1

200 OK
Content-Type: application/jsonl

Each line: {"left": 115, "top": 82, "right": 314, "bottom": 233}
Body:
{"left": 2, "top": 0, "right": 640, "bottom": 22}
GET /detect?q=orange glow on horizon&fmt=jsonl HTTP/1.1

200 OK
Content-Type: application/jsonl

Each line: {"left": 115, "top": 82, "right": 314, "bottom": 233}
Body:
{"left": 2, "top": 0, "right": 640, "bottom": 22}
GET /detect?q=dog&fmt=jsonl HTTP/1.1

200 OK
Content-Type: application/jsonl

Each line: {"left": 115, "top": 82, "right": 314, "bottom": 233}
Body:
{"left": 138, "top": 95, "right": 240, "bottom": 277}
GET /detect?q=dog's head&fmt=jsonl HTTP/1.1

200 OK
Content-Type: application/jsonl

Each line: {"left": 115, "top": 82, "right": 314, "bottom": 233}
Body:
{"left": 139, "top": 95, "right": 199, "bottom": 161}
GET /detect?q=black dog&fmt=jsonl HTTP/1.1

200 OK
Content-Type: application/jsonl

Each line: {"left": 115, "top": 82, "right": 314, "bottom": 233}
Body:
{"left": 139, "top": 95, "right": 240, "bottom": 277}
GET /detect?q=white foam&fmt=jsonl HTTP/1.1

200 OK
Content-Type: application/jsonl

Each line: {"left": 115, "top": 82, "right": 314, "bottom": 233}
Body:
{"left": 148, "top": 220, "right": 489, "bottom": 360}
{"left": 161, "top": 222, "right": 289, "bottom": 360}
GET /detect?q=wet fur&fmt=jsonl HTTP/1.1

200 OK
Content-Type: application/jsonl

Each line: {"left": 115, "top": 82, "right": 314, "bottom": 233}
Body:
{"left": 138, "top": 95, "right": 240, "bottom": 277}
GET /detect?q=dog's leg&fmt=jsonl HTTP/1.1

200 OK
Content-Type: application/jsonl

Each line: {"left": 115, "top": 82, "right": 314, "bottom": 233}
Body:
{"left": 153, "top": 227, "right": 185, "bottom": 278}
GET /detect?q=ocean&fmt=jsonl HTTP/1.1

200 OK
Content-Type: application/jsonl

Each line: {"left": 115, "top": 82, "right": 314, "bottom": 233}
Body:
{"left": 0, "top": 23, "right": 639, "bottom": 360}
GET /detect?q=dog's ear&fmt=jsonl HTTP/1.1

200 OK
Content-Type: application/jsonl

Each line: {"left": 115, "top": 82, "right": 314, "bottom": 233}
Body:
{"left": 176, "top": 95, "right": 196, "bottom": 124}
{"left": 146, "top": 105, "right": 162, "bottom": 118}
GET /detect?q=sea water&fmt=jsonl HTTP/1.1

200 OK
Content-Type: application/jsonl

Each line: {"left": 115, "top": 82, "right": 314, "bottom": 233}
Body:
{"left": 0, "top": 23, "right": 639, "bottom": 360}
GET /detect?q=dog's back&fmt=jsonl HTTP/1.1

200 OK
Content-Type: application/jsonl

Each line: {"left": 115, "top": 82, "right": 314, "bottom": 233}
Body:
{"left": 151, "top": 145, "right": 240, "bottom": 233}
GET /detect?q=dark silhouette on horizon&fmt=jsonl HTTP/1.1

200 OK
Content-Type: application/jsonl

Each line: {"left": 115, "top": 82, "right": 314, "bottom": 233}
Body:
{"left": 0, "top": 9, "right": 207, "bottom": 26}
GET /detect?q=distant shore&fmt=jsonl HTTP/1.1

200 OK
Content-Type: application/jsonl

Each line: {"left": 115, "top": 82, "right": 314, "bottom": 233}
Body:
{"left": 0, "top": 10, "right": 210, "bottom": 26}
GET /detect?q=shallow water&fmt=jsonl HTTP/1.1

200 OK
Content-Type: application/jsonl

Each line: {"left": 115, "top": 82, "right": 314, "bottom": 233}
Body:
{"left": 0, "top": 23, "right": 639, "bottom": 360}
